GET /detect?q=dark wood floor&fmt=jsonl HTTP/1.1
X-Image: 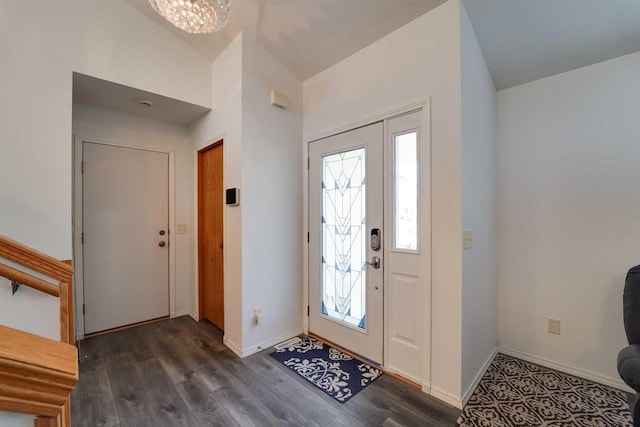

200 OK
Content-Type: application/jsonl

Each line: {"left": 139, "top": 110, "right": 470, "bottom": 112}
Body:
{"left": 71, "top": 316, "right": 460, "bottom": 427}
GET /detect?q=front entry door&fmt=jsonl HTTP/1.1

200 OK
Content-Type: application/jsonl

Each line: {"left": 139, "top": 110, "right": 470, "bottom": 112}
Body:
{"left": 309, "top": 122, "right": 384, "bottom": 363}
{"left": 83, "top": 142, "right": 169, "bottom": 334}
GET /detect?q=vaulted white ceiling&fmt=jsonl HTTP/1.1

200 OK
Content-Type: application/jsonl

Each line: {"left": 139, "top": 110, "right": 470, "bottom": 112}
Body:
{"left": 464, "top": 0, "right": 640, "bottom": 90}
{"left": 124, "top": 0, "right": 640, "bottom": 88}
{"left": 123, "top": 0, "right": 446, "bottom": 80}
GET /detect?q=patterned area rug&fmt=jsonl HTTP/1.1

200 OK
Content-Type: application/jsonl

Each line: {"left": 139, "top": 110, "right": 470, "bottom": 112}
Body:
{"left": 458, "top": 353, "right": 633, "bottom": 426}
{"left": 270, "top": 337, "right": 382, "bottom": 402}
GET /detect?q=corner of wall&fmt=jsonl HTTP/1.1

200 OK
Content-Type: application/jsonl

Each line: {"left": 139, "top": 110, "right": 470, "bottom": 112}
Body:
{"left": 238, "top": 38, "right": 304, "bottom": 355}
{"left": 188, "top": 32, "right": 245, "bottom": 353}
{"left": 459, "top": 0, "right": 498, "bottom": 397}
{"left": 495, "top": 51, "right": 640, "bottom": 390}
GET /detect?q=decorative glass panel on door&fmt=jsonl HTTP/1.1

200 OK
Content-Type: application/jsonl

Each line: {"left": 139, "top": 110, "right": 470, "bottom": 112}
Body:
{"left": 393, "top": 131, "right": 418, "bottom": 251}
{"left": 321, "top": 148, "right": 367, "bottom": 329}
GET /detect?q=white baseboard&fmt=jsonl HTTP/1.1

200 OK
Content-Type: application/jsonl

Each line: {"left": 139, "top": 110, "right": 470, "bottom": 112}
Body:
{"left": 223, "top": 336, "right": 244, "bottom": 358}
{"left": 428, "top": 349, "right": 498, "bottom": 410}
{"left": 223, "top": 330, "right": 304, "bottom": 359}
{"left": 430, "top": 386, "right": 463, "bottom": 409}
{"left": 462, "top": 347, "right": 497, "bottom": 406}
{"left": 498, "top": 346, "right": 634, "bottom": 393}
{"left": 188, "top": 311, "right": 199, "bottom": 321}
{"left": 239, "top": 330, "right": 305, "bottom": 358}
{"left": 421, "top": 380, "right": 431, "bottom": 394}
{"left": 384, "top": 365, "right": 423, "bottom": 387}
{"left": 172, "top": 309, "right": 190, "bottom": 318}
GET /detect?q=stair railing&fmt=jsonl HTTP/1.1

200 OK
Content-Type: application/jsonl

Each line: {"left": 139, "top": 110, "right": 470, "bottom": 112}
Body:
{"left": 0, "top": 235, "right": 78, "bottom": 427}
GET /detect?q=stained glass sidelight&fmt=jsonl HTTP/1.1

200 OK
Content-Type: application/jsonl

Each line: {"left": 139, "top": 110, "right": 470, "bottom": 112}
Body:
{"left": 321, "top": 148, "right": 367, "bottom": 329}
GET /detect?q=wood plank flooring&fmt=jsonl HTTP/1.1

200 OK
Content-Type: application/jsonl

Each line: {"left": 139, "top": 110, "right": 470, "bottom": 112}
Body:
{"left": 71, "top": 316, "right": 460, "bottom": 427}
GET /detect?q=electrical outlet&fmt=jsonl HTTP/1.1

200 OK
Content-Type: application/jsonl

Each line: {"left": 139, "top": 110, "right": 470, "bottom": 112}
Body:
{"left": 548, "top": 318, "right": 561, "bottom": 335}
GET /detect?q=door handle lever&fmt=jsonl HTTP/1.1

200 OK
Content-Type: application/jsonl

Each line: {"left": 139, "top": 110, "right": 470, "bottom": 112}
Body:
{"left": 366, "top": 256, "right": 381, "bottom": 269}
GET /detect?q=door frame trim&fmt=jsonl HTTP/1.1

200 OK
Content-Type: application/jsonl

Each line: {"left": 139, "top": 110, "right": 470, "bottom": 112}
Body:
{"left": 196, "top": 139, "right": 224, "bottom": 323}
{"left": 302, "top": 98, "right": 431, "bottom": 387}
{"left": 72, "top": 135, "right": 176, "bottom": 340}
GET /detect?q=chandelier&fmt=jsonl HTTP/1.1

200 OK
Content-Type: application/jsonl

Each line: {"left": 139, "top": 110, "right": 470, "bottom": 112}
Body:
{"left": 149, "top": 0, "right": 230, "bottom": 34}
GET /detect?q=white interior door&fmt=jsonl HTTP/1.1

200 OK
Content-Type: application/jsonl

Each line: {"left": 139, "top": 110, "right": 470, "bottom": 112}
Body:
{"left": 83, "top": 142, "right": 169, "bottom": 334}
{"left": 309, "top": 122, "right": 384, "bottom": 363}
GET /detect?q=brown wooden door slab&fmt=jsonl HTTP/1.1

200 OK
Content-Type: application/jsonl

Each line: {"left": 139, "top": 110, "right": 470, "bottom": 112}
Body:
{"left": 198, "top": 141, "right": 224, "bottom": 330}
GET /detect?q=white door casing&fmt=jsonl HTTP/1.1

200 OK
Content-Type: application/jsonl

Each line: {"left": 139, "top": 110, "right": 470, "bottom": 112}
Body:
{"left": 308, "top": 122, "right": 384, "bottom": 363}
{"left": 82, "top": 142, "right": 169, "bottom": 334}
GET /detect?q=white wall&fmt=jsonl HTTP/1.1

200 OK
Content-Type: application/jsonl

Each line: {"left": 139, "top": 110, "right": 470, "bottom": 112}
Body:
{"left": 0, "top": 3, "right": 211, "bottom": 421}
{"left": 304, "top": 0, "right": 464, "bottom": 403}
{"left": 241, "top": 40, "right": 303, "bottom": 353}
{"left": 0, "top": 262, "right": 61, "bottom": 340}
{"left": 72, "top": 103, "right": 194, "bottom": 319}
{"left": 497, "top": 52, "right": 640, "bottom": 388}
{"left": 189, "top": 33, "right": 244, "bottom": 352}
{"left": 0, "top": 0, "right": 211, "bottom": 259}
{"left": 190, "top": 34, "right": 304, "bottom": 355}
{"left": 0, "top": 0, "right": 210, "bottom": 341}
{"left": 460, "top": 4, "right": 498, "bottom": 400}
{"left": 0, "top": 411, "right": 32, "bottom": 427}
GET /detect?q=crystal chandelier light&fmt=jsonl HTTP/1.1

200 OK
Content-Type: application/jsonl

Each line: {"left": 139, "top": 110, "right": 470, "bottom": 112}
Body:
{"left": 149, "top": 0, "right": 230, "bottom": 34}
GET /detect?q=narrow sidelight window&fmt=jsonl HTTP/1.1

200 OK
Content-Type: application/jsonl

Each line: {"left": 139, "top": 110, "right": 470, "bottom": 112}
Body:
{"left": 393, "top": 131, "right": 418, "bottom": 251}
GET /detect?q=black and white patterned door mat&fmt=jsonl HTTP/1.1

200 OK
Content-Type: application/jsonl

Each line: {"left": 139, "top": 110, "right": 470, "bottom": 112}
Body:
{"left": 458, "top": 353, "right": 633, "bottom": 426}
{"left": 270, "top": 337, "right": 382, "bottom": 403}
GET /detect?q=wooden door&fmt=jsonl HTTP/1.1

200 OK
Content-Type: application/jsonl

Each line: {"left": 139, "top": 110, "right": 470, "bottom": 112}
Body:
{"left": 198, "top": 141, "right": 224, "bottom": 330}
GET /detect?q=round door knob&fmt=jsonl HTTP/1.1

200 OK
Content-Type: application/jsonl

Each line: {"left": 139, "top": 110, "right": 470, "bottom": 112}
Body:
{"left": 159, "top": 241, "right": 166, "bottom": 247}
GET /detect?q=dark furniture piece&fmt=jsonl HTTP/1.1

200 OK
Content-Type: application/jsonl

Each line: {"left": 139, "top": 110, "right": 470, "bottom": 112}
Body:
{"left": 618, "top": 265, "right": 640, "bottom": 426}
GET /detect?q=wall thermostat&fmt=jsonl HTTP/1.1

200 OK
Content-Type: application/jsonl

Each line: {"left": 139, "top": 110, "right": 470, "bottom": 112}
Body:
{"left": 226, "top": 188, "right": 239, "bottom": 206}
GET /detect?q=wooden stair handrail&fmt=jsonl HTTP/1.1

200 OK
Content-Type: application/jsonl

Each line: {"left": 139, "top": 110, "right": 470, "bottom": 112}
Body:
{"left": 0, "top": 264, "right": 60, "bottom": 298}
{"left": 0, "top": 235, "right": 73, "bottom": 282}
{"left": 0, "top": 235, "right": 77, "bottom": 426}
{"left": 0, "top": 236, "right": 74, "bottom": 345}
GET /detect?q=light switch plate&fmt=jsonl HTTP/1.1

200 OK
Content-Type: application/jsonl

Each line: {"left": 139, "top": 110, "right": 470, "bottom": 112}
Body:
{"left": 176, "top": 224, "right": 188, "bottom": 234}
{"left": 463, "top": 229, "right": 473, "bottom": 249}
